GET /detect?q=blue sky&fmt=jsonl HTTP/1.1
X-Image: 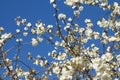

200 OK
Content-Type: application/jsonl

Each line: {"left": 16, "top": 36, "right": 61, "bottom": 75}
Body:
{"left": 0, "top": 0, "right": 120, "bottom": 79}
{"left": 0, "top": 0, "right": 54, "bottom": 31}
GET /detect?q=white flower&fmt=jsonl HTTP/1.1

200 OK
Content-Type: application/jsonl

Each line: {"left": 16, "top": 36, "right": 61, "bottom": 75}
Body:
{"left": 102, "top": 32, "right": 107, "bottom": 38}
{"left": 23, "top": 72, "right": 29, "bottom": 76}
{"left": 16, "top": 29, "right": 20, "bottom": 33}
{"left": 65, "top": 0, "right": 79, "bottom": 6}
{"left": 53, "top": 66, "right": 60, "bottom": 74}
{"left": 113, "top": 2, "right": 118, "bottom": 7}
{"left": 1, "top": 33, "right": 12, "bottom": 39}
{"left": 97, "top": 18, "right": 108, "bottom": 28}
{"left": 74, "top": 10, "right": 80, "bottom": 17}
{"left": 23, "top": 32, "right": 28, "bottom": 36}
{"left": 16, "top": 21, "right": 21, "bottom": 26}
{"left": 85, "top": 28, "right": 93, "bottom": 37}
{"left": 92, "top": 58, "right": 103, "bottom": 70}
{"left": 91, "top": 44, "right": 95, "bottom": 47}
{"left": 85, "top": 19, "right": 91, "bottom": 23}
{"left": 85, "top": 19, "right": 93, "bottom": 27}
{"left": 24, "top": 27, "right": 28, "bottom": 31}
{"left": 60, "top": 75, "right": 72, "bottom": 80}
{"left": 114, "top": 78, "right": 119, "bottom": 80}
{"left": 93, "top": 32, "right": 99, "bottom": 39}
{"left": 0, "top": 27, "right": 4, "bottom": 32}
{"left": 51, "top": 50, "right": 57, "bottom": 58}
{"left": 55, "top": 41, "right": 60, "bottom": 46}
{"left": 16, "top": 68, "right": 24, "bottom": 77}
{"left": 116, "top": 55, "right": 120, "bottom": 64}
{"left": 61, "top": 67, "right": 72, "bottom": 76}
{"left": 117, "top": 55, "right": 120, "bottom": 61}
{"left": 68, "top": 18, "right": 72, "bottom": 22}
{"left": 48, "top": 52, "right": 51, "bottom": 56}
{"left": 58, "top": 13, "right": 66, "bottom": 20}
{"left": 47, "top": 25, "right": 53, "bottom": 28}
{"left": 33, "top": 59, "right": 39, "bottom": 65}
{"left": 109, "top": 36, "right": 117, "bottom": 42}
{"left": 118, "top": 68, "right": 120, "bottom": 71}
{"left": 79, "top": 28, "right": 85, "bottom": 34}
{"left": 0, "top": 39, "right": 4, "bottom": 46}
{"left": 64, "top": 25, "right": 70, "bottom": 30}
{"left": 50, "top": 0, "right": 54, "bottom": 4}
{"left": 15, "top": 16, "right": 21, "bottom": 26}
{"left": 24, "top": 72, "right": 30, "bottom": 80}
{"left": 9, "top": 66, "right": 13, "bottom": 70}
{"left": 16, "top": 38, "right": 23, "bottom": 42}
{"left": 37, "top": 37, "right": 43, "bottom": 42}
{"left": 101, "top": 52, "right": 113, "bottom": 61}
{"left": 53, "top": 4, "right": 56, "bottom": 8}
{"left": 39, "top": 60, "right": 44, "bottom": 66}
{"left": 101, "top": 72, "right": 112, "bottom": 80}
{"left": 57, "top": 52, "right": 67, "bottom": 60}
{"left": 27, "top": 22, "right": 32, "bottom": 27}
{"left": 79, "top": 6, "right": 84, "bottom": 11}
{"left": 99, "top": 0, "right": 108, "bottom": 3}
{"left": 31, "top": 28, "right": 36, "bottom": 34}
{"left": 60, "top": 65, "right": 74, "bottom": 80}
{"left": 81, "top": 38, "right": 88, "bottom": 43}
{"left": 21, "top": 19, "right": 26, "bottom": 24}
{"left": 31, "top": 38, "right": 38, "bottom": 46}
{"left": 36, "top": 22, "right": 45, "bottom": 35}
{"left": 107, "top": 46, "right": 111, "bottom": 52}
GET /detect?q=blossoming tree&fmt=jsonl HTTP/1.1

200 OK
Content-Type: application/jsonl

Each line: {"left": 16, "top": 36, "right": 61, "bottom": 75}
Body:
{"left": 0, "top": 0, "right": 120, "bottom": 80}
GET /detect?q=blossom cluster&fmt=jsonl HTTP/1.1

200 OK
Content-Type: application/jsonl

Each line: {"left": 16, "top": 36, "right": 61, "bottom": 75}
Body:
{"left": 0, "top": 0, "right": 120, "bottom": 80}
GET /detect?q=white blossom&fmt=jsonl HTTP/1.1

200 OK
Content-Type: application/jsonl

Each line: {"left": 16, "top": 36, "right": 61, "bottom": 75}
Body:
{"left": 58, "top": 13, "right": 66, "bottom": 20}
{"left": 50, "top": 0, "right": 54, "bottom": 4}
{"left": 0, "top": 27, "right": 4, "bottom": 32}
{"left": 23, "top": 32, "right": 28, "bottom": 36}
{"left": 53, "top": 66, "right": 60, "bottom": 74}
{"left": 26, "top": 22, "right": 32, "bottom": 27}
{"left": 16, "top": 29, "right": 20, "bottom": 33}
{"left": 65, "top": 0, "right": 79, "bottom": 6}
{"left": 21, "top": 19, "right": 26, "bottom": 24}
{"left": 101, "top": 52, "right": 113, "bottom": 61}
{"left": 31, "top": 38, "right": 38, "bottom": 46}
